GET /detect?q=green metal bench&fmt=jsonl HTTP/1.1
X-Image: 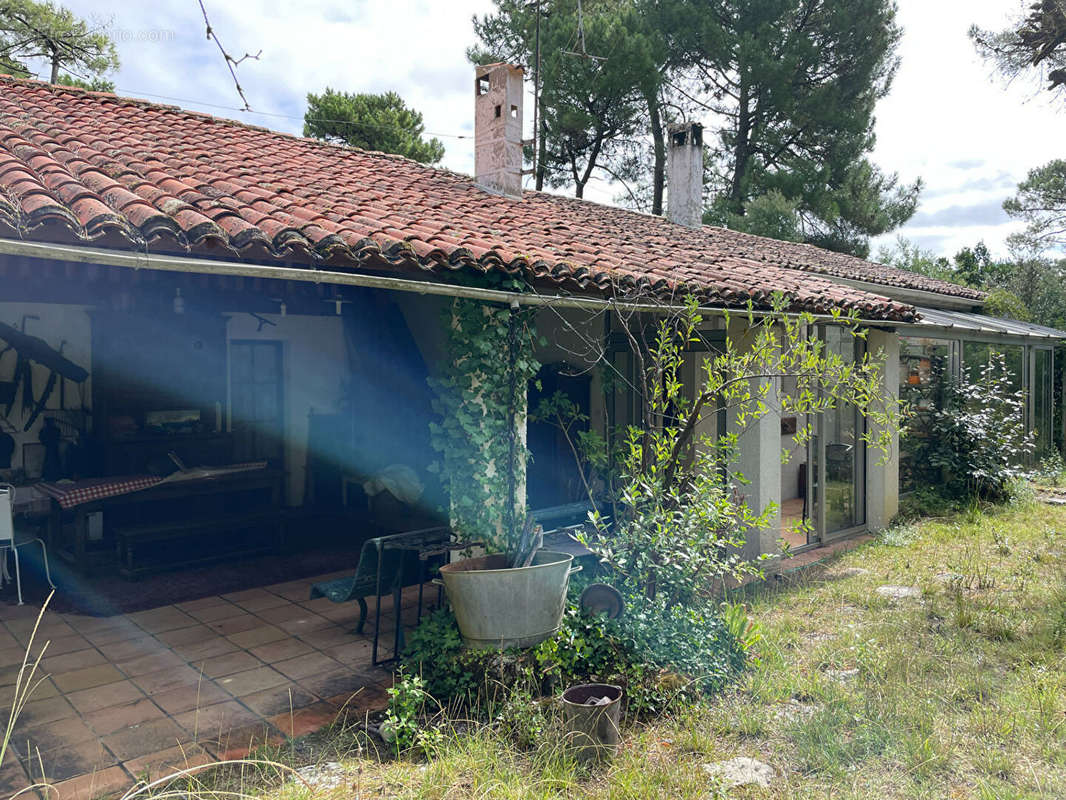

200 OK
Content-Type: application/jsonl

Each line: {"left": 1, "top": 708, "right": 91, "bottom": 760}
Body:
{"left": 309, "top": 526, "right": 451, "bottom": 636}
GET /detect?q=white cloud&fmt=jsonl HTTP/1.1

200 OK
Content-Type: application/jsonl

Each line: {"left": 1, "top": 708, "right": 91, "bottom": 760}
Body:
{"left": 20, "top": 0, "right": 1064, "bottom": 260}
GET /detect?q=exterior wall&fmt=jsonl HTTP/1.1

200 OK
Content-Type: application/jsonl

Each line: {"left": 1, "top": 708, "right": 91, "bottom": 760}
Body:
{"left": 866, "top": 329, "right": 900, "bottom": 531}
{"left": 225, "top": 312, "right": 348, "bottom": 506}
{"left": 0, "top": 302, "right": 92, "bottom": 474}
{"left": 726, "top": 318, "right": 782, "bottom": 559}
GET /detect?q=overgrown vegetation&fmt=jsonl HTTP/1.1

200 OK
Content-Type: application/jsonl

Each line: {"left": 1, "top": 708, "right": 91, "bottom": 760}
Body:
{"left": 901, "top": 351, "right": 1035, "bottom": 502}
{"left": 202, "top": 500, "right": 1066, "bottom": 800}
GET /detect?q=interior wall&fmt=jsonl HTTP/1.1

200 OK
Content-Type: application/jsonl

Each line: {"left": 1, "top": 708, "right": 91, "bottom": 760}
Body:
{"left": 225, "top": 312, "right": 347, "bottom": 506}
{"left": 0, "top": 302, "right": 92, "bottom": 474}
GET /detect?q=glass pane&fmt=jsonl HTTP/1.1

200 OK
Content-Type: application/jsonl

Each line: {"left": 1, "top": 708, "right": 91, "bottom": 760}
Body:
{"left": 899, "top": 337, "right": 953, "bottom": 493}
{"left": 823, "top": 327, "right": 863, "bottom": 533}
{"left": 1034, "top": 349, "right": 1052, "bottom": 453}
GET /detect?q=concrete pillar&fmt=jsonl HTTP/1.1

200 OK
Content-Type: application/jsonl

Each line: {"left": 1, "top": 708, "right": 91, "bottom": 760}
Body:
{"left": 865, "top": 329, "right": 900, "bottom": 531}
{"left": 725, "top": 319, "right": 782, "bottom": 559}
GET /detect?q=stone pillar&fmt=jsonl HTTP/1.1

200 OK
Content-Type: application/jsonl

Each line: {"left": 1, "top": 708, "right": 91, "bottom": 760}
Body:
{"left": 865, "top": 329, "right": 900, "bottom": 531}
{"left": 725, "top": 318, "right": 782, "bottom": 559}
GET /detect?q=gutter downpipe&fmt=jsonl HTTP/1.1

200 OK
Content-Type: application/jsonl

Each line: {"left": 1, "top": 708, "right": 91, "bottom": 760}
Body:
{"left": 0, "top": 237, "right": 905, "bottom": 326}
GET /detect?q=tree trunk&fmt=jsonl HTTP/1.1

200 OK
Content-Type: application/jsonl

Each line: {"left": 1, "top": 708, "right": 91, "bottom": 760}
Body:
{"left": 49, "top": 56, "right": 59, "bottom": 85}
{"left": 647, "top": 89, "right": 666, "bottom": 216}
{"left": 728, "top": 78, "right": 751, "bottom": 215}
{"left": 535, "top": 106, "right": 547, "bottom": 191}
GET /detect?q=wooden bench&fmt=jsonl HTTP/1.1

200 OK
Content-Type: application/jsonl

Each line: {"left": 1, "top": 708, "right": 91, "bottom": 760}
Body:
{"left": 113, "top": 510, "right": 283, "bottom": 578}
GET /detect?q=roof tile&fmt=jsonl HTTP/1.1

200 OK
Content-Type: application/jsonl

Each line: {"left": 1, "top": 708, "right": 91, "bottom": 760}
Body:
{"left": 0, "top": 76, "right": 983, "bottom": 322}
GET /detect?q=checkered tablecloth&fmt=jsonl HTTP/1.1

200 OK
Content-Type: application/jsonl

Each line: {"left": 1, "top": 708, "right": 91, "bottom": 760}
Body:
{"left": 36, "top": 475, "right": 164, "bottom": 510}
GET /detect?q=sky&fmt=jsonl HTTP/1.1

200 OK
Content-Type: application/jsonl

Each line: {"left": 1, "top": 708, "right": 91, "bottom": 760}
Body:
{"left": 18, "top": 0, "right": 1064, "bottom": 262}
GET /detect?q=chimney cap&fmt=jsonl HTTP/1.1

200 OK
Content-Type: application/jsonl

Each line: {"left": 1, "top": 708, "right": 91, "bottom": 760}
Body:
{"left": 475, "top": 62, "right": 525, "bottom": 75}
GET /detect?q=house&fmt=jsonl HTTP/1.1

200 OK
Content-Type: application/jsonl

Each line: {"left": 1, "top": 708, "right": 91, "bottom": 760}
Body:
{"left": 2, "top": 62, "right": 1064, "bottom": 792}
{"left": 0, "top": 64, "right": 1061, "bottom": 571}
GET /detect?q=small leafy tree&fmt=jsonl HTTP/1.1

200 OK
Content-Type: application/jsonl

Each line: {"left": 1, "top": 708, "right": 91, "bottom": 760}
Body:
{"left": 901, "top": 352, "right": 1035, "bottom": 501}
{"left": 303, "top": 89, "right": 445, "bottom": 164}
{"left": 537, "top": 293, "right": 896, "bottom": 606}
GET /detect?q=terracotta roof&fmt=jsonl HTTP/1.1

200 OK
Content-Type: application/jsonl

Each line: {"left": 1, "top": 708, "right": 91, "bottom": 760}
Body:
{"left": 0, "top": 77, "right": 976, "bottom": 322}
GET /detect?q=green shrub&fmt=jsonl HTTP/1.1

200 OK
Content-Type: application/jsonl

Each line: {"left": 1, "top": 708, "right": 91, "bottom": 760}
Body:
{"left": 404, "top": 596, "right": 746, "bottom": 717}
{"left": 901, "top": 352, "right": 1034, "bottom": 501}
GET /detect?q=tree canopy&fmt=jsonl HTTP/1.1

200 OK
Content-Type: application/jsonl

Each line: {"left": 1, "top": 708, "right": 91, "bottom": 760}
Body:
{"left": 1004, "top": 159, "right": 1066, "bottom": 251}
{"left": 0, "top": 0, "right": 118, "bottom": 84}
{"left": 470, "top": 0, "right": 918, "bottom": 256}
{"left": 971, "top": 1, "right": 1066, "bottom": 98}
{"left": 303, "top": 89, "right": 445, "bottom": 164}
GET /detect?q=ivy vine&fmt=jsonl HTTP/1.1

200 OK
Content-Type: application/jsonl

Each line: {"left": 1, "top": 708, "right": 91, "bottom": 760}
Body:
{"left": 427, "top": 278, "right": 542, "bottom": 555}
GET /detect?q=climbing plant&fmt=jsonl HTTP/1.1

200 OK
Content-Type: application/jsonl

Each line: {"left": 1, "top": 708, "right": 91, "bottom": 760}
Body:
{"left": 428, "top": 287, "right": 542, "bottom": 556}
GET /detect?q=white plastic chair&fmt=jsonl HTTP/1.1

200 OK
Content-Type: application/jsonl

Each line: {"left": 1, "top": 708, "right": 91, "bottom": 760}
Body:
{"left": 0, "top": 484, "right": 55, "bottom": 605}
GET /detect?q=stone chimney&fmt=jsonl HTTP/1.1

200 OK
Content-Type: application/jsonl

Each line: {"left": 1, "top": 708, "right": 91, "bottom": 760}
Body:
{"left": 474, "top": 62, "right": 524, "bottom": 198}
{"left": 667, "top": 122, "right": 704, "bottom": 227}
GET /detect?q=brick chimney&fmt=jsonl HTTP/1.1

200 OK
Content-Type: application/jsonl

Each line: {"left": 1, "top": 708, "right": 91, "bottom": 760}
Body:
{"left": 667, "top": 122, "right": 704, "bottom": 227}
{"left": 474, "top": 62, "right": 524, "bottom": 198}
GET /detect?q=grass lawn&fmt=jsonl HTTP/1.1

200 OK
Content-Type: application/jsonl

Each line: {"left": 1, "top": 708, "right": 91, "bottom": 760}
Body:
{"left": 213, "top": 496, "right": 1066, "bottom": 800}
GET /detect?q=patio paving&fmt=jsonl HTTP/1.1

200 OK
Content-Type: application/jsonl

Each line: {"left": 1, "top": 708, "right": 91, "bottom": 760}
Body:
{"left": 0, "top": 572, "right": 414, "bottom": 800}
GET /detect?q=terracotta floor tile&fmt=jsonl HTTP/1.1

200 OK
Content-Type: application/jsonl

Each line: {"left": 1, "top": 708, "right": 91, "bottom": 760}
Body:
{"left": 275, "top": 612, "right": 334, "bottom": 635}
{"left": 0, "top": 661, "right": 27, "bottom": 687}
{"left": 174, "top": 596, "right": 226, "bottom": 612}
{"left": 193, "top": 650, "right": 262, "bottom": 679}
{"left": 8, "top": 618, "right": 76, "bottom": 642}
{"left": 94, "top": 635, "right": 159, "bottom": 662}
{"left": 82, "top": 697, "right": 166, "bottom": 736}
{"left": 172, "top": 700, "right": 261, "bottom": 741}
{"left": 300, "top": 596, "right": 345, "bottom": 614}
{"left": 82, "top": 622, "right": 144, "bottom": 646}
{"left": 51, "top": 664, "right": 124, "bottom": 694}
{"left": 154, "top": 623, "right": 215, "bottom": 648}
{"left": 13, "top": 695, "right": 77, "bottom": 730}
{"left": 117, "top": 649, "right": 186, "bottom": 677}
{"left": 322, "top": 639, "right": 373, "bottom": 666}
{"left": 11, "top": 715, "right": 97, "bottom": 758}
{"left": 122, "top": 743, "right": 214, "bottom": 783}
{"left": 150, "top": 681, "right": 231, "bottom": 715}
{"left": 185, "top": 602, "right": 242, "bottom": 623}
{"left": 297, "top": 625, "right": 359, "bottom": 649}
{"left": 65, "top": 679, "right": 145, "bottom": 715}
{"left": 34, "top": 633, "right": 93, "bottom": 657}
{"left": 219, "top": 588, "right": 275, "bottom": 603}
{"left": 102, "top": 717, "right": 187, "bottom": 761}
{"left": 215, "top": 665, "right": 288, "bottom": 696}
{"left": 1, "top": 676, "right": 59, "bottom": 705}
{"left": 326, "top": 682, "right": 390, "bottom": 714}
{"left": 59, "top": 615, "right": 123, "bottom": 634}
{"left": 226, "top": 624, "right": 287, "bottom": 649}
{"left": 270, "top": 585, "right": 312, "bottom": 602}
{"left": 47, "top": 763, "right": 130, "bottom": 799}
{"left": 273, "top": 652, "right": 343, "bottom": 681}
{"left": 209, "top": 721, "right": 284, "bottom": 761}
{"left": 297, "top": 669, "right": 376, "bottom": 700}
{"left": 168, "top": 635, "right": 238, "bottom": 661}
{"left": 127, "top": 607, "right": 196, "bottom": 634}
{"left": 269, "top": 701, "right": 339, "bottom": 738}
{"left": 132, "top": 665, "right": 205, "bottom": 696}
{"left": 0, "top": 762, "right": 29, "bottom": 796}
{"left": 205, "top": 615, "right": 261, "bottom": 637}
{"left": 254, "top": 602, "right": 310, "bottom": 624}
{"left": 41, "top": 647, "right": 107, "bottom": 675}
{"left": 248, "top": 637, "right": 313, "bottom": 663}
{"left": 231, "top": 593, "right": 290, "bottom": 613}
{"left": 238, "top": 684, "right": 316, "bottom": 717}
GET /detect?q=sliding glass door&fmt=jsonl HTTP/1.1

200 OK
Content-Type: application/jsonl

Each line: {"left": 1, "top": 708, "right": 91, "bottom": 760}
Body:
{"left": 806, "top": 326, "right": 866, "bottom": 544}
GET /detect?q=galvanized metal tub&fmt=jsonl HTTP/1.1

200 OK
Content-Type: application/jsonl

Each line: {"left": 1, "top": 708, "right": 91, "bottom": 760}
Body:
{"left": 439, "top": 550, "right": 577, "bottom": 649}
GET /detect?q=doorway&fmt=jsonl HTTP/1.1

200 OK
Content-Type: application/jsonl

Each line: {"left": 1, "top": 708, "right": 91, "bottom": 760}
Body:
{"left": 803, "top": 326, "right": 866, "bottom": 546}
{"left": 229, "top": 340, "right": 284, "bottom": 466}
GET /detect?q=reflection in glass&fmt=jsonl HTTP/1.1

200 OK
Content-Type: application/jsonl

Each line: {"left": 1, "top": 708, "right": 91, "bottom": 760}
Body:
{"left": 822, "top": 327, "right": 864, "bottom": 533}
